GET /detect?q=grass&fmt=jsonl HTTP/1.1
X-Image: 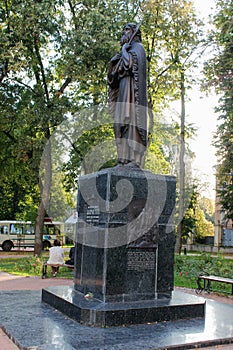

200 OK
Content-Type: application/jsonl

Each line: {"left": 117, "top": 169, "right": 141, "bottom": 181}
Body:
{"left": 0, "top": 250, "right": 74, "bottom": 278}
{"left": 1, "top": 251, "right": 233, "bottom": 292}
{"left": 174, "top": 252, "right": 233, "bottom": 293}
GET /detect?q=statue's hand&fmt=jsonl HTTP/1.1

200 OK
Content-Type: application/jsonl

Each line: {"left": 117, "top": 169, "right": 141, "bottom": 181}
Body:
{"left": 111, "top": 53, "right": 121, "bottom": 63}
{"left": 122, "top": 43, "right": 131, "bottom": 51}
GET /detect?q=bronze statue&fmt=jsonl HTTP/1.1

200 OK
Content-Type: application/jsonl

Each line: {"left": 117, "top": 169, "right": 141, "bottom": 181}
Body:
{"left": 108, "top": 23, "right": 148, "bottom": 168}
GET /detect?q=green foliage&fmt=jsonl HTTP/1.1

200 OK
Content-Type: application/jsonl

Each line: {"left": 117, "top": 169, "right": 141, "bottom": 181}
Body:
{"left": 181, "top": 208, "right": 197, "bottom": 240}
{"left": 145, "top": 141, "right": 171, "bottom": 174}
{"left": 0, "top": 0, "right": 71, "bottom": 222}
{"left": 1, "top": 252, "right": 233, "bottom": 295}
{"left": 180, "top": 185, "right": 214, "bottom": 242}
{"left": 0, "top": 0, "right": 206, "bottom": 235}
{"left": 0, "top": 252, "right": 73, "bottom": 278}
{"left": 174, "top": 253, "right": 233, "bottom": 291}
{"left": 62, "top": 120, "right": 116, "bottom": 190}
{"left": 141, "top": 0, "right": 204, "bottom": 110}
{"left": 18, "top": 256, "right": 44, "bottom": 275}
{"left": 0, "top": 256, "right": 43, "bottom": 276}
{"left": 194, "top": 207, "right": 214, "bottom": 239}
{"left": 204, "top": 0, "right": 233, "bottom": 219}
{"left": 0, "top": 0, "right": 132, "bottom": 221}
{"left": 217, "top": 176, "right": 233, "bottom": 221}
{"left": 199, "top": 197, "right": 215, "bottom": 224}
{"left": 145, "top": 118, "right": 179, "bottom": 174}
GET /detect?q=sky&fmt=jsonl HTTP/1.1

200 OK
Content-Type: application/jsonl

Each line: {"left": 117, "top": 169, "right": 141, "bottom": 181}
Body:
{"left": 185, "top": 0, "right": 218, "bottom": 199}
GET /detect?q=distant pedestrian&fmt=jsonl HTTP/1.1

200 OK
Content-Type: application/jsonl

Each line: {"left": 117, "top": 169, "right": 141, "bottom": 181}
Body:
{"left": 47, "top": 239, "right": 64, "bottom": 277}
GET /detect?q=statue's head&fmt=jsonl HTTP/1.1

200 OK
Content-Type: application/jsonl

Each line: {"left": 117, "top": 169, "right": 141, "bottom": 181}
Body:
{"left": 120, "top": 22, "right": 141, "bottom": 46}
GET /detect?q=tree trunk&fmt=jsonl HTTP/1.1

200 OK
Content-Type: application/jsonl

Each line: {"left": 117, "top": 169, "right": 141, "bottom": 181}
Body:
{"left": 34, "top": 201, "right": 46, "bottom": 255}
{"left": 34, "top": 131, "right": 52, "bottom": 256}
{"left": 175, "top": 69, "right": 185, "bottom": 254}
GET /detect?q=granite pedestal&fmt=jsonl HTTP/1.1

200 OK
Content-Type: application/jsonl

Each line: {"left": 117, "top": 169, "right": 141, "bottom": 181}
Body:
{"left": 42, "top": 286, "right": 205, "bottom": 327}
{"left": 42, "top": 167, "right": 205, "bottom": 326}
{"left": 2, "top": 289, "right": 233, "bottom": 350}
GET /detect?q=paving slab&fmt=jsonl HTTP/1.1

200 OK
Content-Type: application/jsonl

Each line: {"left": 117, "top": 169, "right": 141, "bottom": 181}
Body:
{"left": 0, "top": 287, "right": 233, "bottom": 349}
{"left": 1, "top": 273, "right": 233, "bottom": 349}
{"left": 0, "top": 272, "right": 73, "bottom": 290}
{"left": 0, "top": 327, "right": 20, "bottom": 350}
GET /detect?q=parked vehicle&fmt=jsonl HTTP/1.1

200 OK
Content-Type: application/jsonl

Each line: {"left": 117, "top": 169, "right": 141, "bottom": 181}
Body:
{"left": 0, "top": 220, "right": 65, "bottom": 251}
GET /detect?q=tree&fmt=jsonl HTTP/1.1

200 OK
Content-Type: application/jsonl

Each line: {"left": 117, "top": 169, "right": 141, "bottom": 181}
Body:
{"left": 204, "top": 0, "right": 233, "bottom": 219}
{"left": 144, "top": 0, "right": 204, "bottom": 253}
{"left": 194, "top": 206, "right": 214, "bottom": 240}
{"left": 199, "top": 197, "right": 215, "bottom": 224}
{"left": 0, "top": 0, "right": 135, "bottom": 254}
{"left": 181, "top": 185, "right": 214, "bottom": 243}
{"left": 0, "top": 0, "right": 206, "bottom": 255}
{"left": 0, "top": 0, "right": 72, "bottom": 254}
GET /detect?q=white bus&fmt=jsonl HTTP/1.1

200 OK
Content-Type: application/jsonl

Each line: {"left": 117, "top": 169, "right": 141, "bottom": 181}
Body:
{"left": 0, "top": 220, "right": 65, "bottom": 251}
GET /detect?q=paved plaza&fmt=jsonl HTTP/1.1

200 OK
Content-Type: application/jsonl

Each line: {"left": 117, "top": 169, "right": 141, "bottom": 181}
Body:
{"left": 0, "top": 272, "right": 233, "bottom": 349}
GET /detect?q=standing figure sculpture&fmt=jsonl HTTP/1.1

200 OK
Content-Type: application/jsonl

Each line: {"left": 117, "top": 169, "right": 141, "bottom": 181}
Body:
{"left": 108, "top": 22, "right": 148, "bottom": 168}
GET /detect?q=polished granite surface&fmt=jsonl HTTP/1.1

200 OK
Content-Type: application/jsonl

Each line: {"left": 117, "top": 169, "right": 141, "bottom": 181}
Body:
{"left": 42, "top": 286, "right": 205, "bottom": 326}
{"left": 1, "top": 289, "right": 233, "bottom": 349}
{"left": 76, "top": 170, "right": 176, "bottom": 303}
{"left": 43, "top": 285, "right": 205, "bottom": 309}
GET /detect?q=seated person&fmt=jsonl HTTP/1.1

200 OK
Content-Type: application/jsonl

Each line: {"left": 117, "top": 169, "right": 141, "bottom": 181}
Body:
{"left": 65, "top": 246, "right": 75, "bottom": 265}
{"left": 47, "top": 239, "right": 64, "bottom": 277}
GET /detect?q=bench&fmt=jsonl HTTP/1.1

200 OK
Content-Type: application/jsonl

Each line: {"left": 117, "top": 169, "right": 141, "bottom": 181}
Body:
{"left": 196, "top": 274, "right": 233, "bottom": 295}
{"left": 42, "top": 262, "right": 74, "bottom": 278}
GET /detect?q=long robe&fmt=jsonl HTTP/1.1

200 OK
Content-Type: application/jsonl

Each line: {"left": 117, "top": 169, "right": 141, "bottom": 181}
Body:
{"left": 108, "top": 40, "right": 148, "bottom": 166}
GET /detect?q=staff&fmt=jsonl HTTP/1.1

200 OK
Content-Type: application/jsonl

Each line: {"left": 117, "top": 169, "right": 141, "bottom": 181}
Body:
{"left": 111, "top": 21, "right": 142, "bottom": 76}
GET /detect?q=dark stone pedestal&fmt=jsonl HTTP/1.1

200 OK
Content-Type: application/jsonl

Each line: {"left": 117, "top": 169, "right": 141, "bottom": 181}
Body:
{"left": 74, "top": 167, "right": 176, "bottom": 302}
{"left": 42, "top": 286, "right": 205, "bottom": 327}
{"left": 42, "top": 167, "right": 205, "bottom": 326}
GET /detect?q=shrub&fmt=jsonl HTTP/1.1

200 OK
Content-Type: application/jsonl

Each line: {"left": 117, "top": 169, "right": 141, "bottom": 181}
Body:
{"left": 174, "top": 253, "right": 233, "bottom": 289}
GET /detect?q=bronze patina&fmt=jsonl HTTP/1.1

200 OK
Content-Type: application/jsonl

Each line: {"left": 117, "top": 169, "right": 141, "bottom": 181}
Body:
{"left": 108, "top": 23, "right": 148, "bottom": 168}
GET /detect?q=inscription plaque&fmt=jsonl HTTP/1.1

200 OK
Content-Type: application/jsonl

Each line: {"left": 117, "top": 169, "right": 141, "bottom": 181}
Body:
{"left": 86, "top": 206, "right": 100, "bottom": 225}
{"left": 127, "top": 249, "right": 156, "bottom": 271}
